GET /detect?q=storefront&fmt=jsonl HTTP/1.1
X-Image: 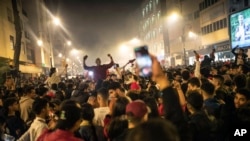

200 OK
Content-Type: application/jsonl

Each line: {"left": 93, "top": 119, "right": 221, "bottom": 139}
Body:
{"left": 187, "top": 41, "right": 233, "bottom": 64}
{"left": 214, "top": 41, "right": 233, "bottom": 61}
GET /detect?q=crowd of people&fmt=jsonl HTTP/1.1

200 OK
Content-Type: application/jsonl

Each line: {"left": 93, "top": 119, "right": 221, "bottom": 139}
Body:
{"left": 0, "top": 48, "right": 249, "bottom": 141}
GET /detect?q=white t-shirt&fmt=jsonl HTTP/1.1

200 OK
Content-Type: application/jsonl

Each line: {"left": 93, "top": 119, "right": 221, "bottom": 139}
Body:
{"left": 93, "top": 107, "right": 110, "bottom": 126}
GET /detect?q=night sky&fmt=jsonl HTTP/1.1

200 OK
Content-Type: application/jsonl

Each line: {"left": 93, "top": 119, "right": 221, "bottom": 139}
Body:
{"left": 51, "top": 0, "right": 143, "bottom": 64}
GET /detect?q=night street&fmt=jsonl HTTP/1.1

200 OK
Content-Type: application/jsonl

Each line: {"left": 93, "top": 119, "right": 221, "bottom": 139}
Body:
{"left": 0, "top": 0, "right": 250, "bottom": 141}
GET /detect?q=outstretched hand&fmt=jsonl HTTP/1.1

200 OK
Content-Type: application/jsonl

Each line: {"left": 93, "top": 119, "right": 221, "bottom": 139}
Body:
{"left": 83, "top": 55, "right": 88, "bottom": 60}
{"left": 135, "top": 54, "right": 170, "bottom": 90}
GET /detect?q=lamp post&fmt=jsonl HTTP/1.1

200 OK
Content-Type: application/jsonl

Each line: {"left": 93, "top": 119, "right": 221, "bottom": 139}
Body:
{"left": 63, "top": 41, "right": 72, "bottom": 79}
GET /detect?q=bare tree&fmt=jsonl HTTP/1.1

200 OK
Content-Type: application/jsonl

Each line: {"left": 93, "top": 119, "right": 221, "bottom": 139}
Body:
{"left": 12, "top": 0, "right": 22, "bottom": 71}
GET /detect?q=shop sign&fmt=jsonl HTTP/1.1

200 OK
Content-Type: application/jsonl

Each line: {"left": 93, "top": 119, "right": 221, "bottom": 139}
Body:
{"left": 216, "top": 44, "right": 230, "bottom": 52}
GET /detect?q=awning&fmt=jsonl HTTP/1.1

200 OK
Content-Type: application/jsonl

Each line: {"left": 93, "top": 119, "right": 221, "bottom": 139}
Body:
{"left": 19, "top": 64, "right": 42, "bottom": 74}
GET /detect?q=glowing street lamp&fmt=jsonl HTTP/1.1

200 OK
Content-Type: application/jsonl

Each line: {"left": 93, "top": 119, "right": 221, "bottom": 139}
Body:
{"left": 188, "top": 31, "right": 197, "bottom": 38}
{"left": 58, "top": 53, "right": 62, "bottom": 58}
{"left": 71, "top": 49, "right": 78, "bottom": 55}
{"left": 53, "top": 17, "right": 61, "bottom": 26}
{"left": 168, "top": 12, "right": 179, "bottom": 22}
{"left": 37, "top": 40, "right": 43, "bottom": 46}
{"left": 119, "top": 44, "right": 128, "bottom": 52}
{"left": 67, "top": 41, "right": 72, "bottom": 46}
{"left": 129, "top": 38, "right": 140, "bottom": 45}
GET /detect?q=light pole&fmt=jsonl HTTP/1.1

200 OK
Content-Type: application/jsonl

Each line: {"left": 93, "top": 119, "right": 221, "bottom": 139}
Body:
{"left": 63, "top": 41, "right": 71, "bottom": 79}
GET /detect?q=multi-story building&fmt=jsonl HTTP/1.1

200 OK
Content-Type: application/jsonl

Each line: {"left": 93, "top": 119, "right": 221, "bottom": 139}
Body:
{"left": 139, "top": 0, "right": 168, "bottom": 66}
{"left": 197, "top": 0, "right": 230, "bottom": 62}
{"left": 165, "top": 0, "right": 201, "bottom": 66}
{"left": 0, "top": 0, "right": 43, "bottom": 76}
{"left": 139, "top": 0, "right": 201, "bottom": 66}
{"left": 0, "top": 0, "right": 55, "bottom": 77}
{"left": 22, "top": 0, "right": 54, "bottom": 74}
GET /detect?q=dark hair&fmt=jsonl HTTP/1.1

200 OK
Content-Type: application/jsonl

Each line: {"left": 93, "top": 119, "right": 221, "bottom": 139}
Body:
{"left": 55, "top": 100, "right": 82, "bottom": 130}
{"left": 126, "top": 90, "right": 140, "bottom": 101}
{"left": 188, "top": 77, "right": 201, "bottom": 87}
{"left": 237, "top": 88, "right": 250, "bottom": 100}
{"left": 3, "top": 97, "right": 18, "bottom": 115}
{"left": 108, "top": 82, "right": 121, "bottom": 91}
{"left": 107, "top": 117, "right": 128, "bottom": 140}
{"left": 201, "top": 82, "right": 215, "bottom": 95}
{"left": 97, "top": 87, "right": 109, "bottom": 102}
{"left": 37, "top": 87, "right": 48, "bottom": 97}
{"left": 234, "top": 74, "right": 247, "bottom": 90}
{"left": 24, "top": 85, "right": 35, "bottom": 94}
{"left": 200, "top": 67, "right": 210, "bottom": 78}
{"left": 49, "top": 68, "right": 56, "bottom": 77}
{"left": 126, "top": 119, "right": 179, "bottom": 141}
{"left": 32, "top": 98, "right": 48, "bottom": 115}
{"left": 213, "top": 75, "right": 224, "bottom": 86}
{"left": 143, "top": 97, "right": 160, "bottom": 118}
{"left": 112, "top": 97, "right": 129, "bottom": 118}
{"left": 181, "top": 70, "right": 190, "bottom": 81}
{"left": 51, "top": 83, "right": 58, "bottom": 91}
{"left": 81, "top": 103, "right": 94, "bottom": 121}
{"left": 186, "top": 91, "right": 203, "bottom": 110}
{"left": 58, "top": 82, "right": 66, "bottom": 91}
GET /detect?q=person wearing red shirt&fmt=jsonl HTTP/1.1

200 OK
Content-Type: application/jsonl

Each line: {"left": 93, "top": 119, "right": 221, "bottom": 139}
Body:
{"left": 83, "top": 54, "right": 114, "bottom": 82}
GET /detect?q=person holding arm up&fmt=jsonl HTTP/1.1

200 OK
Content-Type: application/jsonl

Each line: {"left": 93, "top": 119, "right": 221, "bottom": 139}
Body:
{"left": 83, "top": 54, "right": 114, "bottom": 82}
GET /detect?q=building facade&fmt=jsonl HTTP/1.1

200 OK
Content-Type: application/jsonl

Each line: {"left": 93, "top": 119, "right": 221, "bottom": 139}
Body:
{"left": 0, "top": 0, "right": 41, "bottom": 76}
{"left": 0, "top": 0, "right": 55, "bottom": 77}
{"left": 138, "top": 0, "right": 201, "bottom": 66}
{"left": 138, "top": 0, "right": 168, "bottom": 66}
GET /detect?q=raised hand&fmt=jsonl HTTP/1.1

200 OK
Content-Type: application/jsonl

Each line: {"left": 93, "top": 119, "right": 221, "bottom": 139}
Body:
{"left": 107, "top": 54, "right": 111, "bottom": 57}
{"left": 83, "top": 55, "right": 88, "bottom": 60}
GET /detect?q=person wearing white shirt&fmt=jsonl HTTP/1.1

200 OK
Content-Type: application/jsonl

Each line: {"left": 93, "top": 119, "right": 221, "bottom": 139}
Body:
{"left": 93, "top": 88, "right": 110, "bottom": 126}
{"left": 18, "top": 98, "right": 49, "bottom": 141}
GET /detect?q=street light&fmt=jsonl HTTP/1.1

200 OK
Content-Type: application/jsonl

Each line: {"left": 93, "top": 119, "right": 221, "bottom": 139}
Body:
{"left": 67, "top": 41, "right": 72, "bottom": 46}
{"left": 37, "top": 40, "right": 43, "bottom": 46}
{"left": 53, "top": 17, "right": 61, "bottom": 26}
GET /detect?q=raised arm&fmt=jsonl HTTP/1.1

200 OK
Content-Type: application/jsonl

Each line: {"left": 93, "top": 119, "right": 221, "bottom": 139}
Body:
{"left": 231, "top": 46, "right": 238, "bottom": 56}
{"left": 83, "top": 55, "right": 92, "bottom": 70}
{"left": 150, "top": 54, "right": 184, "bottom": 125}
{"left": 194, "top": 51, "right": 201, "bottom": 78}
{"left": 104, "top": 54, "right": 114, "bottom": 68}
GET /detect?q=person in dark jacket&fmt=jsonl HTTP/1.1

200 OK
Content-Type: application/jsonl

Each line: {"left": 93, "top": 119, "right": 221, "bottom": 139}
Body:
{"left": 79, "top": 103, "right": 106, "bottom": 141}
{"left": 1, "top": 97, "right": 26, "bottom": 139}
{"left": 186, "top": 91, "right": 213, "bottom": 141}
{"left": 71, "top": 82, "right": 90, "bottom": 105}
{"left": 147, "top": 54, "right": 191, "bottom": 141}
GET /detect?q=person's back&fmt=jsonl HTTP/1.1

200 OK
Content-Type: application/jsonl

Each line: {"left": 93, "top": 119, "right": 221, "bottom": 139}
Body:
{"left": 79, "top": 125, "right": 106, "bottom": 141}
{"left": 18, "top": 98, "right": 49, "bottom": 141}
{"left": 188, "top": 111, "right": 213, "bottom": 141}
{"left": 94, "top": 107, "right": 110, "bottom": 126}
{"left": 37, "top": 100, "right": 83, "bottom": 141}
{"left": 93, "top": 88, "right": 110, "bottom": 126}
{"left": 38, "top": 129, "right": 82, "bottom": 141}
{"left": 79, "top": 103, "right": 106, "bottom": 141}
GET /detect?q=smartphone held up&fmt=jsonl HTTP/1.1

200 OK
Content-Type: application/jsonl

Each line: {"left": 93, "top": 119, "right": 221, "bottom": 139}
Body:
{"left": 134, "top": 45, "right": 152, "bottom": 77}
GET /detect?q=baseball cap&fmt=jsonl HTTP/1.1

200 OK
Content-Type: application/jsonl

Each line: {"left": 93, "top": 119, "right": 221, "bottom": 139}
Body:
{"left": 126, "top": 100, "right": 148, "bottom": 119}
